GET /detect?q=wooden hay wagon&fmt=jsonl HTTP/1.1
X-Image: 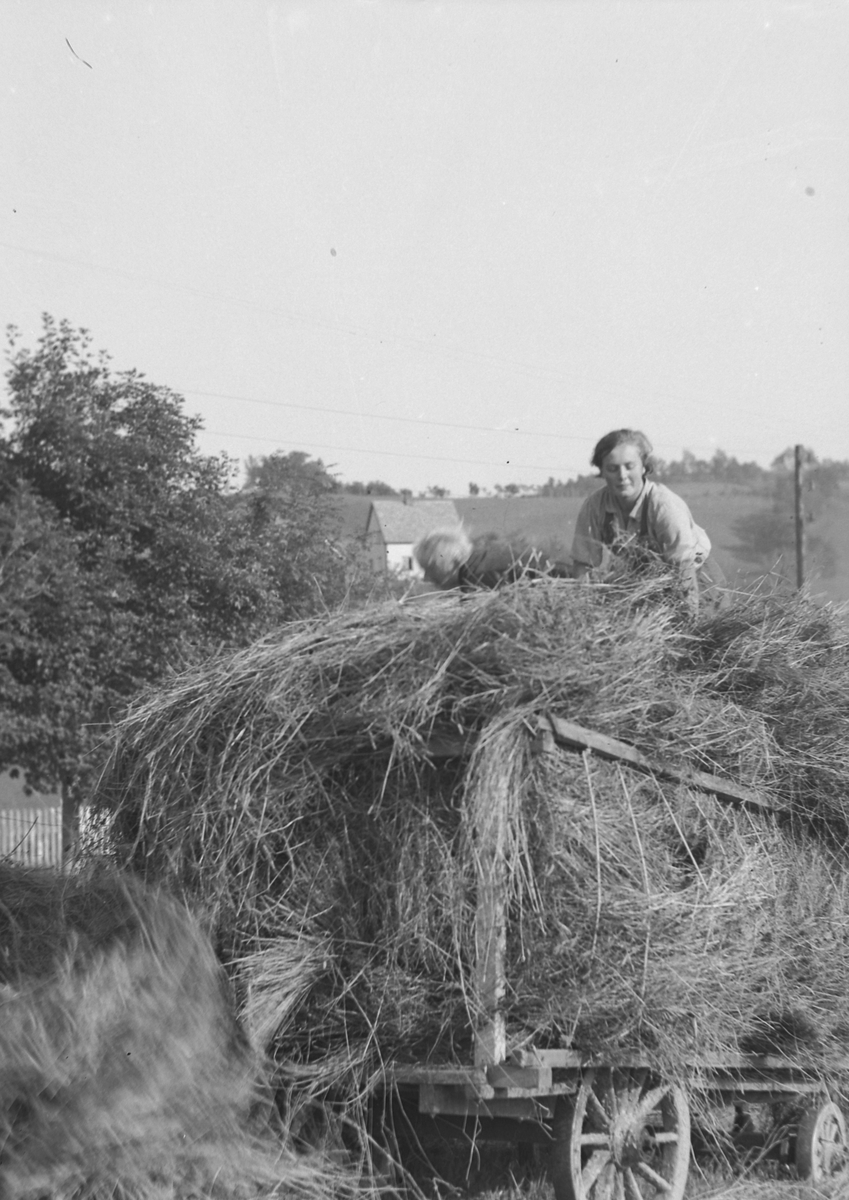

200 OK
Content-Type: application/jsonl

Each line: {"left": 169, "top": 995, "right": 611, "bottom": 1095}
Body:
{"left": 390, "top": 714, "right": 849, "bottom": 1200}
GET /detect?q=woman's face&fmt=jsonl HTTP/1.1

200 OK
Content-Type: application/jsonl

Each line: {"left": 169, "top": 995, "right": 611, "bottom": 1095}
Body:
{"left": 601, "top": 442, "right": 646, "bottom": 508}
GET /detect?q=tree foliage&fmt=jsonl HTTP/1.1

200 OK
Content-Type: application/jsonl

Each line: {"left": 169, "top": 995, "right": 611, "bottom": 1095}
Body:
{"left": 0, "top": 317, "right": 364, "bottom": 809}
{"left": 244, "top": 450, "right": 339, "bottom": 494}
{"left": 339, "top": 479, "right": 397, "bottom": 496}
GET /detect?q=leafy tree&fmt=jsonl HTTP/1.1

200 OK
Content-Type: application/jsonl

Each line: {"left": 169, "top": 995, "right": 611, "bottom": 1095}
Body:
{"left": 0, "top": 317, "right": 365, "bottom": 841}
{"left": 244, "top": 450, "right": 340, "bottom": 494}
{"left": 655, "top": 449, "right": 768, "bottom": 487}
{"left": 340, "top": 479, "right": 397, "bottom": 496}
{"left": 236, "top": 452, "right": 366, "bottom": 617}
{"left": 0, "top": 479, "right": 85, "bottom": 799}
{"left": 537, "top": 474, "right": 599, "bottom": 497}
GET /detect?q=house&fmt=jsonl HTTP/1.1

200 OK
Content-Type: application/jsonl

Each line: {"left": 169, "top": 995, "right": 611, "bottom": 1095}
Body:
{"left": 365, "top": 499, "right": 460, "bottom": 576}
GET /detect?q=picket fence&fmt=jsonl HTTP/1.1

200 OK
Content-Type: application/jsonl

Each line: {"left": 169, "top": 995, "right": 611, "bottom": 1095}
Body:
{"left": 0, "top": 806, "right": 63, "bottom": 866}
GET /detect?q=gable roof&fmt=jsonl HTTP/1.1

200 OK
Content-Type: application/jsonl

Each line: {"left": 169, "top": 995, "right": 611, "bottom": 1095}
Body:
{"left": 368, "top": 499, "right": 460, "bottom": 544}
{"left": 328, "top": 494, "right": 373, "bottom": 539}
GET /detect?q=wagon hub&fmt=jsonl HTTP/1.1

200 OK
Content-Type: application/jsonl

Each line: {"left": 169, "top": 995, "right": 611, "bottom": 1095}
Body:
{"left": 617, "top": 1124, "right": 653, "bottom": 1169}
{"left": 611, "top": 1105, "right": 658, "bottom": 1169}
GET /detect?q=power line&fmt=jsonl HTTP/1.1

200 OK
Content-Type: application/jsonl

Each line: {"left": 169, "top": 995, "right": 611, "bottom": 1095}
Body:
{"left": 188, "top": 388, "right": 778, "bottom": 464}
{"left": 205, "top": 428, "right": 587, "bottom": 476}
{"left": 188, "top": 387, "right": 597, "bottom": 446}
{"left": 0, "top": 237, "right": 695, "bottom": 410}
{"left": 2, "top": 239, "right": 801, "bottom": 464}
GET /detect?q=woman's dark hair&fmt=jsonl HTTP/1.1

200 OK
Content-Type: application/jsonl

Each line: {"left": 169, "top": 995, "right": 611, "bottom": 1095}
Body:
{"left": 590, "top": 429, "right": 655, "bottom": 474}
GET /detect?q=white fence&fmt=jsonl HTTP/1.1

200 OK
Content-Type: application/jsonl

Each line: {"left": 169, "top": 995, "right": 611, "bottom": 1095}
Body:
{"left": 0, "top": 806, "right": 63, "bottom": 866}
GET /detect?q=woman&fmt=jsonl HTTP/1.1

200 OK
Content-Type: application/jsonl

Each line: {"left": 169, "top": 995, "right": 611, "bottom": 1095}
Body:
{"left": 571, "top": 429, "right": 726, "bottom": 613}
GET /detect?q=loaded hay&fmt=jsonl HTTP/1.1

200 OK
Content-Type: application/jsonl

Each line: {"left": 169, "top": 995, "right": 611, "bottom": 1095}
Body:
{"left": 0, "top": 863, "right": 344, "bottom": 1200}
{"left": 90, "top": 575, "right": 849, "bottom": 1117}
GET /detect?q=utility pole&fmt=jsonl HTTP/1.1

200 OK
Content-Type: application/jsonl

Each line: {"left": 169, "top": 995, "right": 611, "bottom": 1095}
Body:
{"left": 794, "top": 444, "right": 805, "bottom": 591}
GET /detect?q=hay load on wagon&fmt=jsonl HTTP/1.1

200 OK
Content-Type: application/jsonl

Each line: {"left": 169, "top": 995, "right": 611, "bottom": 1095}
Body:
{"left": 91, "top": 577, "right": 849, "bottom": 1101}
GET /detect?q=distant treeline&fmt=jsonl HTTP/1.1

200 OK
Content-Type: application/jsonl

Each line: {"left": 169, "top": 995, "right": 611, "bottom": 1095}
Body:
{"left": 320, "top": 447, "right": 849, "bottom": 501}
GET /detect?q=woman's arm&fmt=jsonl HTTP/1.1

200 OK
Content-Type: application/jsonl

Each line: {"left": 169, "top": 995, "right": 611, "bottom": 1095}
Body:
{"left": 648, "top": 487, "right": 709, "bottom": 614}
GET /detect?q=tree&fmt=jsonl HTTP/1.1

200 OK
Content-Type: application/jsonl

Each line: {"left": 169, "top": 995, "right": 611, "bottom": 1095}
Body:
{"left": 0, "top": 479, "right": 85, "bottom": 800}
{"left": 0, "top": 317, "right": 363, "bottom": 840}
{"left": 655, "top": 449, "right": 768, "bottom": 488}
{"left": 245, "top": 450, "right": 340, "bottom": 494}
{"left": 236, "top": 451, "right": 366, "bottom": 617}
{"left": 339, "top": 479, "right": 397, "bottom": 496}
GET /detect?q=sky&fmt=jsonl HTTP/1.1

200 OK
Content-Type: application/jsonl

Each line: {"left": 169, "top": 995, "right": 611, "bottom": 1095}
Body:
{"left": 1, "top": 0, "right": 847, "bottom": 496}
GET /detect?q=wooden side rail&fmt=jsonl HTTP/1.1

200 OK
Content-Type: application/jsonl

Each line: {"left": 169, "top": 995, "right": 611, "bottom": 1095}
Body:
{"left": 539, "top": 713, "right": 782, "bottom": 815}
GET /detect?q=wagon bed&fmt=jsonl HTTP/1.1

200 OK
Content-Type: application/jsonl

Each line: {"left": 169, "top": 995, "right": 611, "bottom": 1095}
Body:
{"left": 391, "top": 1049, "right": 848, "bottom": 1199}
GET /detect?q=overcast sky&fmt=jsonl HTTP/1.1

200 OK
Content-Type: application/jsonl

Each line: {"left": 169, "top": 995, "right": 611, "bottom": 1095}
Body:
{"left": 2, "top": 1, "right": 846, "bottom": 494}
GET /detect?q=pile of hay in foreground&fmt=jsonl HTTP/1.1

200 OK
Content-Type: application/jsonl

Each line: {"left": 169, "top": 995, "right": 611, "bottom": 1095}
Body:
{"left": 0, "top": 864, "right": 342, "bottom": 1200}
{"left": 91, "top": 577, "right": 849, "bottom": 1107}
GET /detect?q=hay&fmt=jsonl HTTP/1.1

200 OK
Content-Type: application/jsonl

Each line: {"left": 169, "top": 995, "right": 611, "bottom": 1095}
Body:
{"left": 90, "top": 578, "right": 849, "bottom": 1100}
{"left": 0, "top": 864, "right": 342, "bottom": 1200}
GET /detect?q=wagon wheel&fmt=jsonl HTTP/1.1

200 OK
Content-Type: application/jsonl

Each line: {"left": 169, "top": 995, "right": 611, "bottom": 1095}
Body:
{"left": 550, "top": 1068, "right": 691, "bottom": 1200}
{"left": 795, "top": 1100, "right": 847, "bottom": 1183}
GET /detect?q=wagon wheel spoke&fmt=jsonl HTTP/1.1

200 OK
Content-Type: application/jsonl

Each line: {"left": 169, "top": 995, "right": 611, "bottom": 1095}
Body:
{"left": 595, "top": 1164, "right": 617, "bottom": 1200}
{"left": 587, "top": 1088, "right": 613, "bottom": 1129}
{"left": 610, "top": 1070, "right": 630, "bottom": 1114}
{"left": 635, "top": 1159, "right": 674, "bottom": 1191}
{"left": 602, "top": 1071, "right": 623, "bottom": 1124}
{"left": 581, "top": 1132, "right": 612, "bottom": 1147}
{"left": 635, "top": 1083, "right": 671, "bottom": 1124}
{"left": 582, "top": 1149, "right": 613, "bottom": 1192}
{"left": 623, "top": 1168, "right": 645, "bottom": 1200}
{"left": 651, "top": 1131, "right": 679, "bottom": 1145}
{"left": 626, "top": 1068, "right": 648, "bottom": 1109}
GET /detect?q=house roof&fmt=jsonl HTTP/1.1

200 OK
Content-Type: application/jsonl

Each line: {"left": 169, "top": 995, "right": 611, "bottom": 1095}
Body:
{"left": 328, "top": 494, "right": 373, "bottom": 539}
{"left": 368, "top": 499, "right": 460, "bottom": 544}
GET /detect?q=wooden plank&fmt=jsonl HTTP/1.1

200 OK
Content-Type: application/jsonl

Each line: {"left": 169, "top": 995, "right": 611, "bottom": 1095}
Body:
{"left": 392, "top": 1065, "right": 488, "bottom": 1087}
{"left": 698, "top": 1082, "right": 823, "bottom": 1099}
{"left": 511, "top": 1048, "right": 585, "bottom": 1069}
{"left": 487, "top": 1063, "right": 553, "bottom": 1091}
{"left": 510, "top": 1047, "right": 847, "bottom": 1074}
{"left": 692, "top": 1052, "right": 846, "bottom": 1071}
{"left": 488, "top": 1083, "right": 575, "bottom": 1099}
{"left": 473, "top": 778, "right": 508, "bottom": 1067}
{"left": 474, "top": 876, "right": 507, "bottom": 1065}
{"left": 542, "top": 715, "right": 781, "bottom": 814}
